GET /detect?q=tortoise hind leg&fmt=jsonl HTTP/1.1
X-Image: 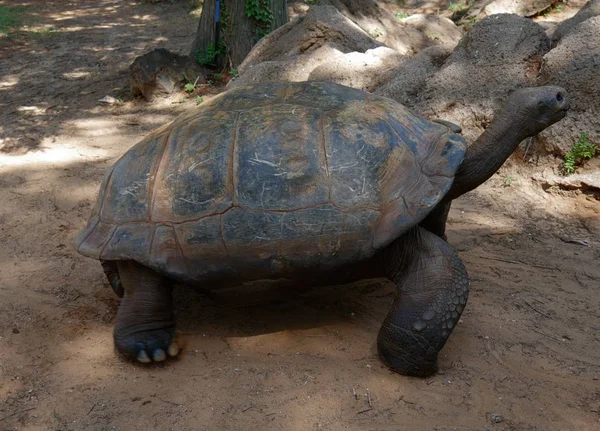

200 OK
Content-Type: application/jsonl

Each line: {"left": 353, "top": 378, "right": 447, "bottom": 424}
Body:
{"left": 101, "top": 260, "right": 124, "bottom": 297}
{"left": 377, "top": 227, "right": 469, "bottom": 376}
{"left": 114, "top": 260, "right": 180, "bottom": 363}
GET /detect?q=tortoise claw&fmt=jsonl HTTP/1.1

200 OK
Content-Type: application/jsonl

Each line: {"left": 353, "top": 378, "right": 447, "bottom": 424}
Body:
{"left": 137, "top": 350, "right": 152, "bottom": 364}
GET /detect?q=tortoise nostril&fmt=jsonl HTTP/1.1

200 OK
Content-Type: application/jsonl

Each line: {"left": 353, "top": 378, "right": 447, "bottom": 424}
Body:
{"left": 556, "top": 92, "right": 564, "bottom": 102}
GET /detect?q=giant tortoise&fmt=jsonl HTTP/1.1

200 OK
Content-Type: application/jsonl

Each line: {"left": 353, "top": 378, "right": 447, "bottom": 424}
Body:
{"left": 74, "top": 81, "right": 569, "bottom": 376}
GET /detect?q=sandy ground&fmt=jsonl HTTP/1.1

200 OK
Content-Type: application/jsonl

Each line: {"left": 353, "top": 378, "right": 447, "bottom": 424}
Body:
{"left": 1, "top": 1, "right": 599, "bottom": 430}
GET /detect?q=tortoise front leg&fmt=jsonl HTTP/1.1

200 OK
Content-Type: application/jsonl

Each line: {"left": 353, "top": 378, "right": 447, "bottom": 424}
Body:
{"left": 419, "top": 199, "right": 451, "bottom": 240}
{"left": 377, "top": 227, "right": 469, "bottom": 376}
{"left": 113, "top": 260, "right": 180, "bottom": 363}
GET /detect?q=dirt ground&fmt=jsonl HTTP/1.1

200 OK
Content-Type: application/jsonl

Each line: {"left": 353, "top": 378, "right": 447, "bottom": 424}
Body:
{"left": 1, "top": 1, "right": 599, "bottom": 430}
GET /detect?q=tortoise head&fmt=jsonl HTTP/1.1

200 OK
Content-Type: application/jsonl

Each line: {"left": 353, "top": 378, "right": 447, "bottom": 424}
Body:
{"left": 505, "top": 86, "right": 570, "bottom": 137}
{"left": 447, "top": 86, "right": 570, "bottom": 200}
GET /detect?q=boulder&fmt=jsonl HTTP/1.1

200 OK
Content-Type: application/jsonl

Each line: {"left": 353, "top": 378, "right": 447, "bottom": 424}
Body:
{"left": 549, "top": 0, "right": 600, "bottom": 44}
{"left": 539, "top": 16, "right": 600, "bottom": 155}
{"left": 373, "top": 45, "right": 453, "bottom": 106}
{"left": 325, "top": 0, "right": 444, "bottom": 52}
{"left": 412, "top": 14, "right": 551, "bottom": 141}
{"left": 399, "top": 14, "right": 463, "bottom": 46}
{"left": 483, "top": 0, "right": 555, "bottom": 17}
{"left": 128, "top": 48, "right": 206, "bottom": 100}
{"left": 308, "top": 47, "right": 406, "bottom": 92}
{"left": 230, "top": 6, "right": 409, "bottom": 89}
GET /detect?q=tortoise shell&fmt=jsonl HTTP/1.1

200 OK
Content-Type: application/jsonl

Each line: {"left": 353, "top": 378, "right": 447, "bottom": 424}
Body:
{"left": 74, "top": 81, "right": 466, "bottom": 283}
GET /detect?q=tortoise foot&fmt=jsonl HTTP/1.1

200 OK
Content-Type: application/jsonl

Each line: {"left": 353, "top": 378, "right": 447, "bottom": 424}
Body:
{"left": 112, "top": 260, "right": 179, "bottom": 364}
{"left": 115, "top": 325, "right": 180, "bottom": 363}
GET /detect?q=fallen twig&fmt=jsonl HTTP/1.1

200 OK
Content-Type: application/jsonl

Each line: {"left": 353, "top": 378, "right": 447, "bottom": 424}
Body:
{"left": 524, "top": 301, "right": 551, "bottom": 319}
{"left": 357, "top": 408, "right": 373, "bottom": 414}
{"left": 367, "top": 390, "right": 372, "bottom": 408}
{"left": 531, "top": 327, "right": 561, "bottom": 341}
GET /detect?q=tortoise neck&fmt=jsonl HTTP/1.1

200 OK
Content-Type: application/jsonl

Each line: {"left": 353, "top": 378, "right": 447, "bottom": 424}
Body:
{"left": 448, "top": 106, "right": 530, "bottom": 199}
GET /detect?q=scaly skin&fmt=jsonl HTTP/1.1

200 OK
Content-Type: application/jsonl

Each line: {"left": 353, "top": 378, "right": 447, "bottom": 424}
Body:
{"left": 376, "top": 227, "right": 469, "bottom": 376}
{"left": 113, "top": 261, "right": 179, "bottom": 363}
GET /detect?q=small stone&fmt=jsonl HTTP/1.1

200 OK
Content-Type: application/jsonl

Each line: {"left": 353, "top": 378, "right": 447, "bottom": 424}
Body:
{"left": 490, "top": 413, "right": 503, "bottom": 423}
{"left": 98, "top": 95, "right": 121, "bottom": 105}
{"left": 12, "top": 327, "right": 20, "bottom": 334}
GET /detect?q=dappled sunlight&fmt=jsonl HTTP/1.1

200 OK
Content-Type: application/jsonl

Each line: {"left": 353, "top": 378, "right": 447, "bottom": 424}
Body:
{"left": 0, "top": 75, "right": 19, "bottom": 89}
{"left": 0, "top": 139, "right": 108, "bottom": 167}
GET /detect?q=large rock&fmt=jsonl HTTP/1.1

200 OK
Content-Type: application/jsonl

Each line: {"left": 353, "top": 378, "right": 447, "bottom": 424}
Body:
{"left": 550, "top": 0, "right": 600, "bottom": 44}
{"left": 239, "top": 6, "right": 383, "bottom": 70}
{"left": 373, "top": 45, "right": 453, "bottom": 106}
{"left": 324, "top": 0, "right": 447, "bottom": 52}
{"left": 308, "top": 47, "right": 406, "bottom": 92}
{"left": 128, "top": 48, "right": 206, "bottom": 100}
{"left": 399, "top": 14, "right": 463, "bottom": 46}
{"left": 411, "top": 14, "right": 551, "bottom": 141}
{"left": 230, "top": 6, "right": 407, "bottom": 89}
{"left": 483, "top": 0, "right": 555, "bottom": 17}
{"left": 539, "top": 16, "right": 600, "bottom": 155}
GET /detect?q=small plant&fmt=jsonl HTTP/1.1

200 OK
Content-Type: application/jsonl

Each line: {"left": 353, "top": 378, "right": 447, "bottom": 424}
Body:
{"left": 195, "top": 95, "right": 204, "bottom": 105}
{"left": 231, "top": 68, "right": 239, "bottom": 78}
{"left": 563, "top": 132, "right": 599, "bottom": 175}
{"left": 195, "top": 42, "right": 224, "bottom": 67}
{"left": 246, "top": 0, "right": 273, "bottom": 39}
{"left": 541, "top": 0, "right": 565, "bottom": 17}
{"left": 0, "top": 6, "right": 26, "bottom": 36}
{"left": 461, "top": 15, "right": 479, "bottom": 31}
{"left": 448, "top": 1, "right": 463, "bottom": 11}
{"left": 503, "top": 176, "right": 514, "bottom": 187}
{"left": 182, "top": 72, "right": 200, "bottom": 93}
{"left": 395, "top": 12, "right": 410, "bottom": 20}
{"left": 448, "top": 0, "right": 471, "bottom": 21}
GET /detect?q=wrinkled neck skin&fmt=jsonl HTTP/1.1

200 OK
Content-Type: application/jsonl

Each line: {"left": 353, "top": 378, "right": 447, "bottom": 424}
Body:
{"left": 448, "top": 105, "right": 533, "bottom": 200}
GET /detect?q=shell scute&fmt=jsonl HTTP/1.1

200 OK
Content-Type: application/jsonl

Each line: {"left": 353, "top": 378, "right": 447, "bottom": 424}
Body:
{"left": 151, "top": 113, "right": 236, "bottom": 222}
{"left": 235, "top": 105, "right": 329, "bottom": 210}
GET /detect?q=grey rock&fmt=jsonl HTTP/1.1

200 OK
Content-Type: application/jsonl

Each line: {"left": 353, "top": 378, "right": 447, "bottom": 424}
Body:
{"left": 128, "top": 48, "right": 206, "bottom": 101}
{"left": 550, "top": 0, "right": 600, "bottom": 44}
{"left": 483, "top": 0, "right": 554, "bottom": 17}
{"left": 539, "top": 16, "right": 600, "bottom": 154}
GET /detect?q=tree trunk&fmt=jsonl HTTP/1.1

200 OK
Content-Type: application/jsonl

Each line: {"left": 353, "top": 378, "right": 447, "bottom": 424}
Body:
{"left": 190, "top": 0, "right": 288, "bottom": 69}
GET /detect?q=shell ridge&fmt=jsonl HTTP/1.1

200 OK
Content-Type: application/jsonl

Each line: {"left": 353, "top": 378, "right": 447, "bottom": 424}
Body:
{"left": 76, "top": 216, "right": 100, "bottom": 254}
{"left": 148, "top": 129, "right": 173, "bottom": 221}
{"left": 171, "top": 226, "right": 191, "bottom": 275}
{"left": 230, "top": 112, "right": 240, "bottom": 206}
{"left": 98, "top": 225, "right": 118, "bottom": 259}
{"left": 318, "top": 117, "right": 332, "bottom": 201}
{"left": 97, "top": 165, "right": 116, "bottom": 224}
{"left": 380, "top": 116, "right": 425, "bottom": 170}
